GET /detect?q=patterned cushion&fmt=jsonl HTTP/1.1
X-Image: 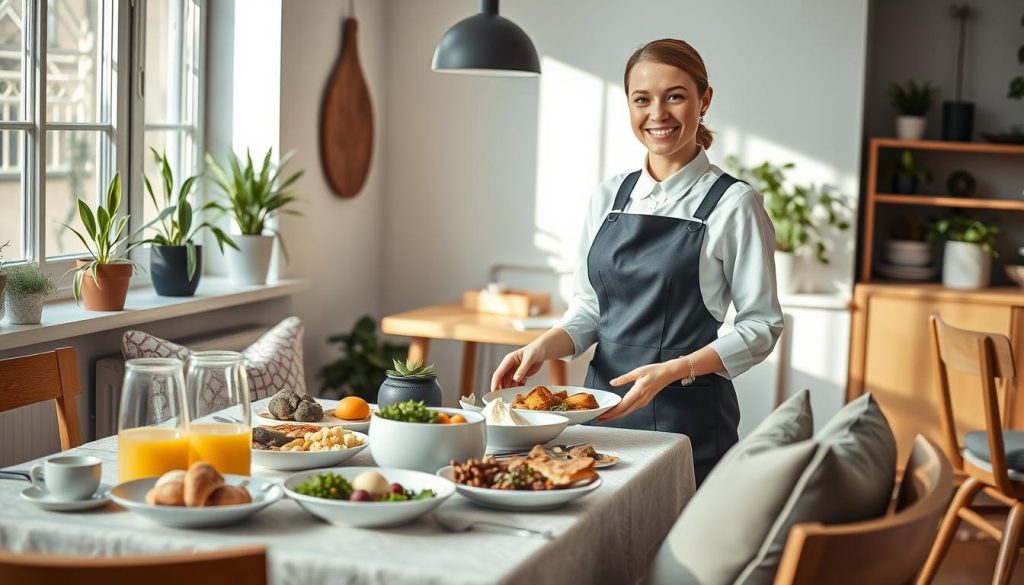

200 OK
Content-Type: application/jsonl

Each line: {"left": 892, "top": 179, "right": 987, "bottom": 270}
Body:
{"left": 122, "top": 317, "right": 306, "bottom": 413}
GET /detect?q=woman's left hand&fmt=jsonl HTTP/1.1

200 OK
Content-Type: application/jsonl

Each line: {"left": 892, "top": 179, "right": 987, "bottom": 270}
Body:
{"left": 597, "top": 362, "right": 676, "bottom": 422}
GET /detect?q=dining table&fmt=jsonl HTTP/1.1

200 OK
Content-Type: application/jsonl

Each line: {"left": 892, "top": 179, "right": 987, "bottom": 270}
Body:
{"left": 0, "top": 423, "right": 695, "bottom": 585}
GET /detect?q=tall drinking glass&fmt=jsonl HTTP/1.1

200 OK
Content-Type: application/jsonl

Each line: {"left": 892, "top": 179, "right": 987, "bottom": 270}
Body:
{"left": 118, "top": 358, "right": 190, "bottom": 483}
{"left": 186, "top": 351, "right": 252, "bottom": 475}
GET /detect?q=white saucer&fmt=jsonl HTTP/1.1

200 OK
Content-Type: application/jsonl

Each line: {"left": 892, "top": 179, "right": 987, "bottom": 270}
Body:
{"left": 21, "top": 483, "right": 112, "bottom": 512}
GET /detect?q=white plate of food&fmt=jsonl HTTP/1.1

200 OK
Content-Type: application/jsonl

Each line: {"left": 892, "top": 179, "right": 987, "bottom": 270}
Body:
{"left": 110, "top": 471, "right": 282, "bottom": 528}
{"left": 437, "top": 446, "right": 602, "bottom": 511}
{"left": 482, "top": 385, "right": 621, "bottom": 425}
{"left": 251, "top": 392, "right": 375, "bottom": 432}
{"left": 251, "top": 425, "right": 368, "bottom": 471}
{"left": 283, "top": 467, "right": 454, "bottom": 528}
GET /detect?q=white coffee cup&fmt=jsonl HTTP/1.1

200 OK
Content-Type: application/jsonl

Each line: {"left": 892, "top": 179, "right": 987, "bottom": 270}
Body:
{"left": 30, "top": 455, "right": 102, "bottom": 501}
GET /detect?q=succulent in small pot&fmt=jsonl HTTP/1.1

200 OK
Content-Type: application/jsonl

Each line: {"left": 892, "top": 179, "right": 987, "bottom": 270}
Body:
{"left": 136, "top": 149, "right": 237, "bottom": 296}
{"left": 889, "top": 80, "right": 937, "bottom": 140}
{"left": 2, "top": 263, "right": 56, "bottom": 324}
{"left": 62, "top": 173, "right": 141, "bottom": 311}
{"left": 206, "top": 148, "right": 303, "bottom": 285}
{"left": 377, "top": 359, "right": 443, "bottom": 409}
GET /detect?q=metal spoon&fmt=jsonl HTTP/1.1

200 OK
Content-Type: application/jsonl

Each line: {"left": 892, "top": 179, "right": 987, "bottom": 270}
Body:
{"left": 433, "top": 514, "right": 554, "bottom": 540}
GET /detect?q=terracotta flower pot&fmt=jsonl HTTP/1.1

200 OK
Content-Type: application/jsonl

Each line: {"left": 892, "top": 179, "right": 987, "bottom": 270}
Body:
{"left": 77, "top": 260, "right": 133, "bottom": 311}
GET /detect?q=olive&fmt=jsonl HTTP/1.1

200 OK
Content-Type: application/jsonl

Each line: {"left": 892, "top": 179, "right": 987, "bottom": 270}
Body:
{"left": 390, "top": 483, "right": 404, "bottom": 494}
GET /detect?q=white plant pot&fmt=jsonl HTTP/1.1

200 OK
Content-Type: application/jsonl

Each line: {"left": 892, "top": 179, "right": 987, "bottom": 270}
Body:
{"left": 896, "top": 115, "right": 927, "bottom": 140}
{"left": 5, "top": 292, "right": 45, "bottom": 324}
{"left": 226, "top": 234, "right": 275, "bottom": 285}
{"left": 942, "top": 241, "right": 990, "bottom": 290}
{"left": 774, "top": 251, "right": 802, "bottom": 295}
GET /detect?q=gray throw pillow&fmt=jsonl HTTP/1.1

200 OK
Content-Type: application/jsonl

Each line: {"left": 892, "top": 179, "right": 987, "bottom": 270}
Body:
{"left": 651, "top": 390, "right": 814, "bottom": 585}
{"left": 650, "top": 392, "right": 897, "bottom": 585}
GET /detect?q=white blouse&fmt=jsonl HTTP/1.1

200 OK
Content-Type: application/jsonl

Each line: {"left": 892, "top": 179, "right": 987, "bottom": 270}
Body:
{"left": 557, "top": 148, "right": 784, "bottom": 379}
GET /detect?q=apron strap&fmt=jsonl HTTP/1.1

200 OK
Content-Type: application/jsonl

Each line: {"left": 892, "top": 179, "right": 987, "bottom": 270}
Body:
{"left": 694, "top": 173, "right": 741, "bottom": 221}
{"left": 607, "top": 170, "right": 642, "bottom": 222}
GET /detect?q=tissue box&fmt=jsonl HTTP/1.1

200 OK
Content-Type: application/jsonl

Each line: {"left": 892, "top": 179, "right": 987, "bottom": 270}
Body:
{"left": 462, "top": 289, "right": 551, "bottom": 317}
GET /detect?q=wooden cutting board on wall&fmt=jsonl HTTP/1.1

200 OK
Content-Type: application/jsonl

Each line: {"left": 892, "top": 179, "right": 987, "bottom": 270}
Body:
{"left": 319, "top": 17, "right": 374, "bottom": 198}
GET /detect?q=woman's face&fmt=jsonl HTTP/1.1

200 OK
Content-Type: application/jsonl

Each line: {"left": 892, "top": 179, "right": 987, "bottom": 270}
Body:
{"left": 627, "top": 60, "right": 710, "bottom": 160}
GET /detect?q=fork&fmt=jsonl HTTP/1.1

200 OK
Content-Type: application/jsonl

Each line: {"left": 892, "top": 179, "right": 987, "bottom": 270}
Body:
{"left": 433, "top": 514, "right": 554, "bottom": 540}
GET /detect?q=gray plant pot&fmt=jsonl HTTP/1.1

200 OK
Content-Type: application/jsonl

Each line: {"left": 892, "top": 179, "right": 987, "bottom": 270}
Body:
{"left": 5, "top": 291, "right": 44, "bottom": 324}
{"left": 377, "top": 376, "right": 443, "bottom": 409}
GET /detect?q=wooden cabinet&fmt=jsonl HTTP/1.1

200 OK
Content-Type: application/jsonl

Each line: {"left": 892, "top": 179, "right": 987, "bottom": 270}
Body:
{"left": 847, "top": 284, "right": 1024, "bottom": 462}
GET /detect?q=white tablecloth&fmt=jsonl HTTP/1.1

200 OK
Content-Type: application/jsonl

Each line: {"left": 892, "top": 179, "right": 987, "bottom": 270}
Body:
{"left": 0, "top": 426, "right": 694, "bottom": 585}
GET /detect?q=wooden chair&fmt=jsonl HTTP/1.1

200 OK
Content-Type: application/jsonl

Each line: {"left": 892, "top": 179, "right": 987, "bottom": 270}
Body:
{"left": 773, "top": 435, "right": 953, "bottom": 585}
{"left": 0, "top": 347, "right": 83, "bottom": 450}
{"left": 918, "top": 315, "right": 1020, "bottom": 585}
{"left": 0, "top": 545, "right": 267, "bottom": 584}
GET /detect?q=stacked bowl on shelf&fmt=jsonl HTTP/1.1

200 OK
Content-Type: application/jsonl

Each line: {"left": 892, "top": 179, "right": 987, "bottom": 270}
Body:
{"left": 877, "top": 240, "right": 937, "bottom": 281}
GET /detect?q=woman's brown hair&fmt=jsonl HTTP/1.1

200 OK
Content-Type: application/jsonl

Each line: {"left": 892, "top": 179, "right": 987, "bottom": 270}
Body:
{"left": 624, "top": 39, "right": 713, "bottom": 149}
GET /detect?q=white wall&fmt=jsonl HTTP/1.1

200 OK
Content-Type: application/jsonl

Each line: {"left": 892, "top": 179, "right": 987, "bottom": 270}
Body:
{"left": 381, "top": 0, "right": 869, "bottom": 416}
{"left": 278, "top": 0, "right": 389, "bottom": 393}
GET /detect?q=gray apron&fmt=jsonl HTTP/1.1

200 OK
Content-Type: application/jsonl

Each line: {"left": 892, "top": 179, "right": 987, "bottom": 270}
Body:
{"left": 585, "top": 170, "right": 741, "bottom": 485}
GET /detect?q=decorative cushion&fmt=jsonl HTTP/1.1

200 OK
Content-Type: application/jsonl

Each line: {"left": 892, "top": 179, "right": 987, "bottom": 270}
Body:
{"left": 964, "top": 430, "right": 1024, "bottom": 472}
{"left": 122, "top": 317, "right": 306, "bottom": 413}
{"left": 651, "top": 391, "right": 897, "bottom": 585}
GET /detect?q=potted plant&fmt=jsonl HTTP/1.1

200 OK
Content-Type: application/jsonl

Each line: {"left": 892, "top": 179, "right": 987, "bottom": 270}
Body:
{"left": 206, "top": 149, "right": 303, "bottom": 285}
{"left": 62, "top": 173, "right": 139, "bottom": 311}
{"left": 0, "top": 240, "right": 9, "bottom": 322}
{"left": 889, "top": 80, "right": 937, "bottom": 140}
{"left": 929, "top": 214, "right": 999, "bottom": 289}
{"left": 2, "top": 263, "right": 56, "bottom": 324}
{"left": 726, "top": 156, "right": 851, "bottom": 294}
{"left": 887, "top": 150, "right": 932, "bottom": 195}
{"left": 319, "top": 315, "right": 409, "bottom": 401}
{"left": 377, "top": 359, "right": 442, "bottom": 409}
{"left": 136, "top": 149, "right": 237, "bottom": 296}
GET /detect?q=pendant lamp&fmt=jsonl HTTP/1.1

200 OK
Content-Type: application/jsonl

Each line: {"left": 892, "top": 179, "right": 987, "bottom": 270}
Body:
{"left": 431, "top": 0, "right": 540, "bottom": 77}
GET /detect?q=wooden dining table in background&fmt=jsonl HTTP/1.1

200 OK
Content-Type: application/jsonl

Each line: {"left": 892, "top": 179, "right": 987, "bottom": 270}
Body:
{"left": 381, "top": 302, "right": 568, "bottom": 398}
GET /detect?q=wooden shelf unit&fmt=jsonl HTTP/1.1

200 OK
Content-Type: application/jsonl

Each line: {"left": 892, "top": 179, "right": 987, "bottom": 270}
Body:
{"left": 860, "top": 138, "right": 1024, "bottom": 282}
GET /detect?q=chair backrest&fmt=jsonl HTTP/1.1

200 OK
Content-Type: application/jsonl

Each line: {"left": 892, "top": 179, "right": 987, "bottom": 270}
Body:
{"left": 0, "top": 347, "right": 82, "bottom": 450}
{"left": 0, "top": 545, "right": 267, "bottom": 585}
{"left": 773, "top": 435, "right": 954, "bottom": 585}
{"left": 929, "top": 314, "right": 1015, "bottom": 490}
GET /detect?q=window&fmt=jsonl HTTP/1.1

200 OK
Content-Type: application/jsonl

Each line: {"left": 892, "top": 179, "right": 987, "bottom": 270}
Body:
{"left": 0, "top": 0, "right": 204, "bottom": 280}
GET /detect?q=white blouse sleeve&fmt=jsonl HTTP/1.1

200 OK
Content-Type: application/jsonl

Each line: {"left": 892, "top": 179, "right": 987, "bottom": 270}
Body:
{"left": 556, "top": 184, "right": 609, "bottom": 358}
{"left": 708, "top": 187, "right": 785, "bottom": 378}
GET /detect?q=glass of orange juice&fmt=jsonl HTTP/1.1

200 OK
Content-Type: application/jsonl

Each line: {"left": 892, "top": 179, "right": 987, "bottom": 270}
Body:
{"left": 118, "top": 358, "right": 190, "bottom": 483}
{"left": 185, "top": 351, "right": 251, "bottom": 476}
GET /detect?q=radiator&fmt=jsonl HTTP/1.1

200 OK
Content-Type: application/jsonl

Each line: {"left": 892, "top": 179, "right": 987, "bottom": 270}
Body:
{"left": 0, "top": 325, "right": 266, "bottom": 468}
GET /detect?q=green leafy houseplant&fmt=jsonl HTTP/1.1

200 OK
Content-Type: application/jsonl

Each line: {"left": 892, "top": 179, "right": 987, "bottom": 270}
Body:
{"left": 929, "top": 214, "right": 1000, "bottom": 257}
{"left": 3, "top": 263, "right": 56, "bottom": 297}
{"left": 205, "top": 148, "right": 303, "bottom": 259}
{"left": 886, "top": 150, "right": 932, "bottom": 194}
{"left": 137, "top": 148, "right": 238, "bottom": 280}
{"left": 889, "top": 80, "right": 938, "bottom": 116}
{"left": 726, "top": 156, "right": 851, "bottom": 263}
{"left": 319, "top": 315, "right": 409, "bottom": 400}
{"left": 62, "top": 173, "right": 140, "bottom": 303}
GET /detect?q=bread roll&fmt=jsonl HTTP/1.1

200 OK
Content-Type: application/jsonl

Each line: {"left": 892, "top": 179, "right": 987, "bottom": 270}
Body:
{"left": 145, "top": 470, "right": 188, "bottom": 506}
{"left": 183, "top": 462, "right": 224, "bottom": 507}
{"left": 205, "top": 485, "right": 252, "bottom": 507}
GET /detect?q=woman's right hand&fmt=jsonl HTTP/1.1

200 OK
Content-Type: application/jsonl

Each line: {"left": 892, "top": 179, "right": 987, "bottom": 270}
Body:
{"left": 491, "top": 343, "right": 547, "bottom": 391}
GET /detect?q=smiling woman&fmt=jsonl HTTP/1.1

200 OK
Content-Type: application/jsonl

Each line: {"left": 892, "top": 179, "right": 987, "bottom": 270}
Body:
{"left": 491, "top": 39, "right": 784, "bottom": 485}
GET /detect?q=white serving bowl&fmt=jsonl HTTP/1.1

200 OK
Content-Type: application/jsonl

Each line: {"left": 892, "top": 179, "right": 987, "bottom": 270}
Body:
{"left": 436, "top": 466, "right": 601, "bottom": 511}
{"left": 885, "top": 240, "right": 930, "bottom": 253}
{"left": 369, "top": 407, "right": 486, "bottom": 473}
{"left": 110, "top": 474, "right": 282, "bottom": 528}
{"left": 485, "top": 411, "right": 569, "bottom": 451}
{"left": 885, "top": 250, "right": 931, "bottom": 267}
{"left": 251, "top": 430, "right": 368, "bottom": 471}
{"left": 482, "top": 386, "right": 621, "bottom": 425}
{"left": 283, "top": 466, "right": 454, "bottom": 528}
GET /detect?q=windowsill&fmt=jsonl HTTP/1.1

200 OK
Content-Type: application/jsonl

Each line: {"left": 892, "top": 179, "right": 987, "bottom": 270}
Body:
{"left": 0, "top": 277, "right": 310, "bottom": 350}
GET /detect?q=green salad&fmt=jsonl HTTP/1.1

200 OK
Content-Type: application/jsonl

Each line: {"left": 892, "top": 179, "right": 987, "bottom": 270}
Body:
{"left": 376, "top": 400, "right": 437, "bottom": 423}
{"left": 292, "top": 471, "right": 436, "bottom": 502}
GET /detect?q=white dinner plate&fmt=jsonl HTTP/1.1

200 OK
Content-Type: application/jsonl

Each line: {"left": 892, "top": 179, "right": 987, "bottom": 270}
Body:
{"left": 876, "top": 264, "right": 937, "bottom": 281}
{"left": 251, "top": 430, "right": 369, "bottom": 471}
{"left": 283, "top": 467, "right": 454, "bottom": 528}
{"left": 110, "top": 474, "right": 282, "bottom": 528}
{"left": 251, "top": 397, "right": 375, "bottom": 432}
{"left": 21, "top": 483, "right": 112, "bottom": 512}
{"left": 482, "top": 386, "right": 621, "bottom": 425}
{"left": 436, "top": 466, "right": 602, "bottom": 511}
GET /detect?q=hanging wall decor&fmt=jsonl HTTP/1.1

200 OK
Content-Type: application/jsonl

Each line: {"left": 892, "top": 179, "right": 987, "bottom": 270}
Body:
{"left": 320, "top": 9, "right": 374, "bottom": 199}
